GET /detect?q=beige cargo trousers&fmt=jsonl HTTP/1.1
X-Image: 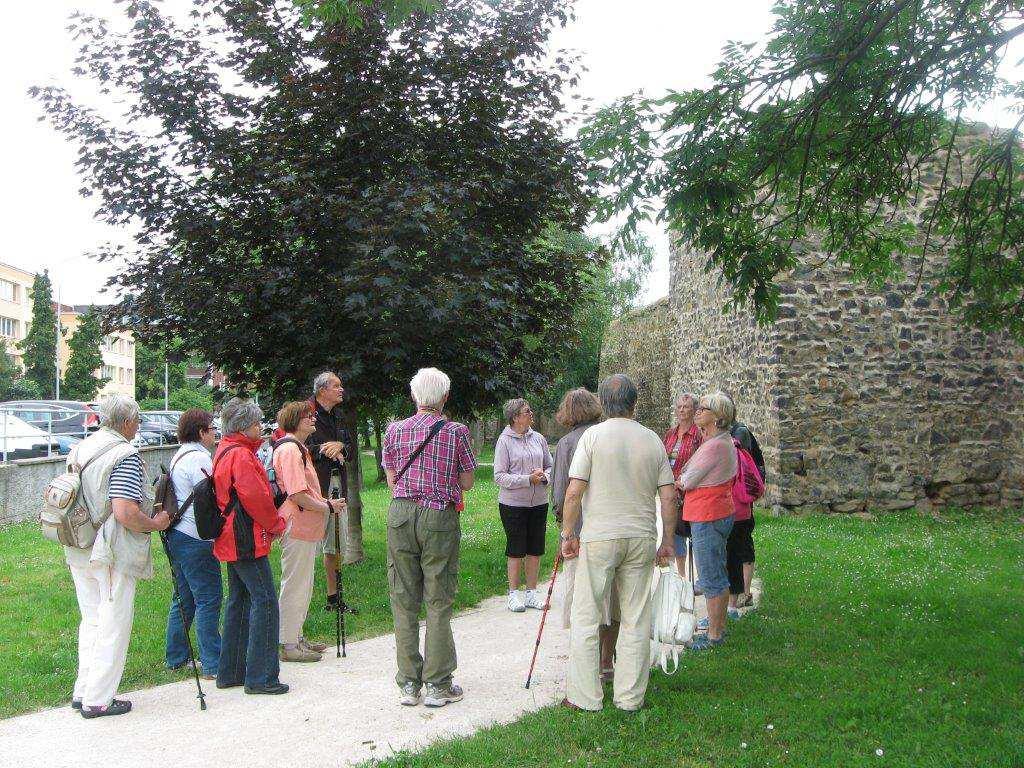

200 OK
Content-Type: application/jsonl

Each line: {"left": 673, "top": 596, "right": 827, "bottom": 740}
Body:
{"left": 386, "top": 498, "right": 461, "bottom": 688}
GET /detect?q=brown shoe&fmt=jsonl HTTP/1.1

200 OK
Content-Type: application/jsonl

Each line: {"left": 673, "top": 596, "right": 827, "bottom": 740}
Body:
{"left": 300, "top": 637, "right": 328, "bottom": 653}
{"left": 560, "top": 697, "right": 586, "bottom": 711}
{"left": 280, "top": 644, "right": 321, "bottom": 663}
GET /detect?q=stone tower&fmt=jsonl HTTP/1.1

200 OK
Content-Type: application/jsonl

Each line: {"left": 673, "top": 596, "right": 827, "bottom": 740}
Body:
{"left": 669, "top": 248, "right": 1024, "bottom": 514}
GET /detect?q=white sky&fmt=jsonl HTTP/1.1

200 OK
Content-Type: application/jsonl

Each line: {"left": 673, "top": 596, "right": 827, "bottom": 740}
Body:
{"left": 1, "top": 1, "right": 1020, "bottom": 306}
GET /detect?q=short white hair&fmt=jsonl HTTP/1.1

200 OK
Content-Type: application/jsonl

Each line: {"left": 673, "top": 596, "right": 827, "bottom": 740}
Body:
{"left": 409, "top": 367, "right": 450, "bottom": 409}
{"left": 700, "top": 391, "right": 736, "bottom": 430}
{"left": 313, "top": 371, "right": 339, "bottom": 394}
{"left": 221, "top": 397, "right": 264, "bottom": 435}
{"left": 99, "top": 394, "right": 140, "bottom": 428}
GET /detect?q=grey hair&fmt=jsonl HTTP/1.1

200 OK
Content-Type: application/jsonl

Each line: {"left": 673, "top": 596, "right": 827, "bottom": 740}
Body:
{"left": 675, "top": 392, "right": 698, "bottom": 409}
{"left": 221, "top": 397, "right": 264, "bottom": 435}
{"left": 409, "top": 367, "right": 450, "bottom": 409}
{"left": 99, "top": 394, "right": 140, "bottom": 429}
{"left": 701, "top": 391, "right": 736, "bottom": 430}
{"left": 598, "top": 374, "right": 638, "bottom": 418}
{"left": 313, "top": 371, "right": 339, "bottom": 394}
{"left": 503, "top": 398, "right": 530, "bottom": 426}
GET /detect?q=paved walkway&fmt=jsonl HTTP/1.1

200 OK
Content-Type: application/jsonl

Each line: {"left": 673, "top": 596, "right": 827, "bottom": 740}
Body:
{"left": 3, "top": 569, "right": 758, "bottom": 768}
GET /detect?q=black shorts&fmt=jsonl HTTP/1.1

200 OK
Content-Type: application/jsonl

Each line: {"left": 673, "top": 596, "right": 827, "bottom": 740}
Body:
{"left": 499, "top": 503, "right": 548, "bottom": 558}
{"left": 726, "top": 517, "right": 756, "bottom": 594}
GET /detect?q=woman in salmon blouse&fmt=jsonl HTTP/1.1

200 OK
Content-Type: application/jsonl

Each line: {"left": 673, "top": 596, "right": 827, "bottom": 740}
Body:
{"left": 273, "top": 401, "right": 347, "bottom": 663}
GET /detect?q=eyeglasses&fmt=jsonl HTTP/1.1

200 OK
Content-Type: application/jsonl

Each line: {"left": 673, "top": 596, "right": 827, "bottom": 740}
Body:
{"left": 695, "top": 405, "right": 712, "bottom": 413}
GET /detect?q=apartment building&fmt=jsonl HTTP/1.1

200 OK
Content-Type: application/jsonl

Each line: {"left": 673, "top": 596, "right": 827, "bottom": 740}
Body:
{"left": 58, "top": 306, "right": 136, "bottom": 398}
{"left": 0, "top": 263, "right": 136, "bottom": 398}
{"left": 0, "top": 262, "right": 35, "bottom": 368}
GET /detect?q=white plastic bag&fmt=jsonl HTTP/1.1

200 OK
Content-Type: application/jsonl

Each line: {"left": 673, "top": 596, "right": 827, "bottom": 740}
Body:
{"left": 650, "top": 565, "right": 697, "bottom": 674}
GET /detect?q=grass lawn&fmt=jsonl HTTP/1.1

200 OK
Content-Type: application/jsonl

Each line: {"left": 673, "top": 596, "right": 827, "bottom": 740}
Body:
{"left": 0, "top": 453, "right": 546, "bottom": 719}
{"left": 368, "top": 509, "right": 1024, "bottom": 768}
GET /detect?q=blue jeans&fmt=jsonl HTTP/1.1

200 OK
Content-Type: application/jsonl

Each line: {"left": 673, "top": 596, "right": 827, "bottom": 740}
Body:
{"left": 218, "top": 557, "right": 281, "bottom": 688}
{"left": 164, "top": 528, "right": 222, "bottom": 675}
{"left": 690, "top": 516, "right": 735, "bottom": 599}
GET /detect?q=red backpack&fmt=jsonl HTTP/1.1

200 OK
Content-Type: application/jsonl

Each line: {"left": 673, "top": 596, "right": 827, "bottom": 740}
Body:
{"left": 733, "top": 439, "right": 765, "bottom": 504}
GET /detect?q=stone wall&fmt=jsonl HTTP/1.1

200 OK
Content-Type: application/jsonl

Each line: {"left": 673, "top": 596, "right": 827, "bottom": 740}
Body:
{"left": 667, "top": 242, "right": 1024, "bottom": 514}
{"left": 0, "top": 445, "right": 180, "bottom": 527}
{"left": 670, "top": 249, "right": 781, "bottom": 503}
{"left": 599, "top": 297, "right": 673, "bottom": 436}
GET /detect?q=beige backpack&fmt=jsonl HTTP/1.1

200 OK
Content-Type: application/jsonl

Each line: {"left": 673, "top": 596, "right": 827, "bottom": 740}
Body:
{"left": 40, "top": 442, "right": 120, "bottom": 549}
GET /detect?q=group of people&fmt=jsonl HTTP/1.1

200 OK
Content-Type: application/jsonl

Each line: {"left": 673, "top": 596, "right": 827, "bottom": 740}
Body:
{"left": 62, "top": 372, "right": 357, "bottom": 717}
{"left": 60, "top": 361, "right": 763, "bottom": 719}
{"left": 492, "top": 377, "right": 764, "bottom": 711}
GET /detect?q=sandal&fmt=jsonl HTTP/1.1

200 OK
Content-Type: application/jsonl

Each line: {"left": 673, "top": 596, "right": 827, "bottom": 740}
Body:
{"left": 688, "top": 634, "right": 725, "bottom": 651}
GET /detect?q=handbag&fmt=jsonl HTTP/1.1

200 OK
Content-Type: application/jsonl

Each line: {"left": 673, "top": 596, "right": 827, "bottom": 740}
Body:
{"left": 650, "top": 544, "right": 697, "bottom": 674}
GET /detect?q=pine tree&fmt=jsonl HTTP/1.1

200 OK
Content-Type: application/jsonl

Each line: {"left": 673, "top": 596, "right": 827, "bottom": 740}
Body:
{"left": 62, "top": 308, "right": 107, "bottom": 401}
{"left": 18, "top": 271, "right": 57, "bottom": 398}
{"left": 0, "top": 349, "right": 17, "bottom": 399}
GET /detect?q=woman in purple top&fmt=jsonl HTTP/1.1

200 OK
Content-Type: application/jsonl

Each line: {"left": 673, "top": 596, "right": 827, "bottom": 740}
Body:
{"left": 493, "top": 398, "right": 553, "bottom": 613}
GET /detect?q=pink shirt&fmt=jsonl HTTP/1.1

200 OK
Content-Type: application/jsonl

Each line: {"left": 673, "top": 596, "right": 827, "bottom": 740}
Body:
{"left": 273, "top": 439, "right": 327, "bottom": 542}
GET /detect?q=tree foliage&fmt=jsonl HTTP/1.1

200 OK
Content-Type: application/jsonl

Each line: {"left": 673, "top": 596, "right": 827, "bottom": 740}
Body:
{"left": 295, "top": 0, "right": 437, "bottom": 28}
{"left": 33, "top": 0, "right": 592, "bottom": 412}
{"left": 18, "top": 272, "right": 57, "bottom": 398}
{"left": 581, "top": 0, "right": 1024, "bottom": 339}
{"left": 528, "top": 227, "right": 652, "bottom": 415}
{"left": 134, "top": 341, "right": 188, "bottom": 402}
{"left": 62, "top": 308, "right": 107, "bottom": 401}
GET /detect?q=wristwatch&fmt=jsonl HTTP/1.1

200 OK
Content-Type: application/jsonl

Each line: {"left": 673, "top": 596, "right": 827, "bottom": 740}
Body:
{"left": 559, "top": 531, "right": 577, "bottom": 542}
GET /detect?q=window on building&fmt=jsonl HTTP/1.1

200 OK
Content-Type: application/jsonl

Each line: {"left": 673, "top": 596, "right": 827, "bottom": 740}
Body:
{"left": 102, "top": 365, "right": 116, "bottom": 380}
{"left": 127, "top": 368, "right": 134, "bottom": 384}
{"left": 0, "top": 280, "right": 17, "bottom": 303}
{"left": 119, "top": 368, "right": 125, "bottom": 384}
{"left": 0, "top": 316, "right": 18, "bottom": 338}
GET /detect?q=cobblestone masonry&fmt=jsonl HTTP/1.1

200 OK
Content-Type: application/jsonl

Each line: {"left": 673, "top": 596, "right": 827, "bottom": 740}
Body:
{"left": 598, "top": 297, "right": 673, "bottom": 438}
{"left": 667, "top": 245, "right": 1024, "bottom": 514}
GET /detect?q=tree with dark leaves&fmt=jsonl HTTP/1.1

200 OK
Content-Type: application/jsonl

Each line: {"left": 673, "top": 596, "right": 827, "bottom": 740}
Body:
{"left": 581, "top": 1, "right": 1024, "bottom": 339}
{"left": 18, "top": 272, "right": 58, "bottom": 398}
{"left": 33, "top": 0, "right": 594, "bottom": 560}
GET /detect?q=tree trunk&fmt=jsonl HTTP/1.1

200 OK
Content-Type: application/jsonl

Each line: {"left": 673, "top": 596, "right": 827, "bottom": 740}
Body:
{"left": 373, "top": 410, "right": 385, "bottom": 483}
{"left": 341, "top": 405, "right": 365, "bottom": 565}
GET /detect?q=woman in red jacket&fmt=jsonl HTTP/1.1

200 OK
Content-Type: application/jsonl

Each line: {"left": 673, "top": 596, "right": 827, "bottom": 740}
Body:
{"left": 212, "top": 397, "right": 288, "bottom": 695}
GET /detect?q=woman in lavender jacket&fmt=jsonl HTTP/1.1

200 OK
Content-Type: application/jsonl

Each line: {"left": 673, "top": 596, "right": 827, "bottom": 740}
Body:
{"left": 494, "top": 398, "right": 552, "bottom": 613}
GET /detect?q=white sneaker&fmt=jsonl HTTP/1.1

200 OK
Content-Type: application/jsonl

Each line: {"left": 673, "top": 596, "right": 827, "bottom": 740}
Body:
{"left": 507, "top": 589, "right": 526, "bottom": 612}
{"left": 399, "top": 681, "right": 422, "bottom": 706}
{"left": 524, "top": 588, "right": 546, "bottom": 610}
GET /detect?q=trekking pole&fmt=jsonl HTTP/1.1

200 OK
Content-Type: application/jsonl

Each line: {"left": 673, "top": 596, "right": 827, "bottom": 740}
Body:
{"left": 331, "top": 486, "right": 347, "bottom": 658}
{"left": 525, "top": 551, "right": 563, "bottom": 689}
{"left": 159, "top": 531, "right": 207, "bottom": 710}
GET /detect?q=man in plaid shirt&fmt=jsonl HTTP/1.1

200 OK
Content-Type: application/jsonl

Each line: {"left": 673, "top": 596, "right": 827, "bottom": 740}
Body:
{"left": 382, "top": 367, "right": 476, "bottom": 709}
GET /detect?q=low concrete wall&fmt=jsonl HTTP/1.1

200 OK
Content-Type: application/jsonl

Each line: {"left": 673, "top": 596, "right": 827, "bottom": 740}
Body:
{"left": 0, "top": 445, "right": 180, "bottom": 527}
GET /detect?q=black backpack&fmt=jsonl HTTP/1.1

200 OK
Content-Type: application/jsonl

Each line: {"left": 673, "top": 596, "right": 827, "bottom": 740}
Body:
{"left": 152, "top": 449, "right": 202, "bottom": 528}
{"left": 267, "top": 437, "right": 308, "bottom": 509}
{"left": 193, "top": 445, "right": 242, "bottom": 541}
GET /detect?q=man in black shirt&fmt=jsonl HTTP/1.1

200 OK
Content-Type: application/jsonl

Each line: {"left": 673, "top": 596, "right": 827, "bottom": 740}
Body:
{"left": 306, "top": 371, "right": 357, "bottom": 614}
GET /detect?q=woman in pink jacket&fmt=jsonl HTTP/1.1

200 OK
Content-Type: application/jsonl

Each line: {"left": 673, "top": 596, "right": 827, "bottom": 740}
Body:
{"left": 493, "top": 398, "right": 552, "bottom": 613}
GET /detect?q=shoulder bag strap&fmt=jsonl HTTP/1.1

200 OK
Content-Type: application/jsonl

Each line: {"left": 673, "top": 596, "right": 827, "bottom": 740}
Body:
{"left": 394, "top": 419, "right": 447, "bottom": 485}
{"left": 170, "top": 449, "right": 205, "bottom": 516}
{"left": 272, "top": 437, "right": 309, "bottom": 467}
{"left": 83, "top": 443, "right": 140, "bottom": 528}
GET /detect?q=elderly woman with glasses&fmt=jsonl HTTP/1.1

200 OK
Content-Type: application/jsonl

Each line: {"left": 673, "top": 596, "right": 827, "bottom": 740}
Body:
{"left": 663, "top": 393, "right": 703, "bottom": 578}
{"left": 273, "top": 401, "right": 348, "bottom": 663}
{"left": 212, "top": 397, "right": 288, "bottom": 695}
{"left": 494, "top": 397, "right": 553, "bottom": 612}
{"left": 676, "top": 391, "right": 737, "bottom": 651}
{"left": 164, "top": 409, "right": 222, "bottom": 680}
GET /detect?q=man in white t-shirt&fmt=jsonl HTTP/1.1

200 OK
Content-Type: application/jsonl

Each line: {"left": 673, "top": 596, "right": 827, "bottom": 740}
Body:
{"left": 560, "top": 374, "right": 677, "bottom": 712}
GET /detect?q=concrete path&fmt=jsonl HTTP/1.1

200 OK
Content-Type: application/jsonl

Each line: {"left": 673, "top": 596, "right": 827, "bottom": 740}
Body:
{"left": 3, "top": 571, "right": 759, "bottom": 768}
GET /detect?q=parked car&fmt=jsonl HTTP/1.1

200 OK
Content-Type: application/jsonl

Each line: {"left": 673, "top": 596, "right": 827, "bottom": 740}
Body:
{"left": 0, "top": 400, "right": 100, "bottom": 438}
{"left": 131, "top": 430, "right": 165, "bottom": 448}
{"left": 53, "top": 434, "right": 82, "bottom": 456}
{"left": 139, "top": 414, "right": 177, "bottom": 444}
{"left": 0, "top": 413, "right": 63, "bottom": 460}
